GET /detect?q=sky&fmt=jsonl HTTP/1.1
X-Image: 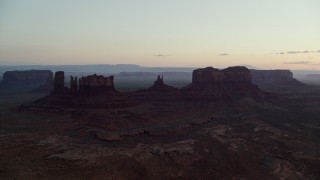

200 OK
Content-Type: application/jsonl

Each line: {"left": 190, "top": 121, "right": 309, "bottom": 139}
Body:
{"left": 0, "top": 0, "right": 319, "bottom": 69}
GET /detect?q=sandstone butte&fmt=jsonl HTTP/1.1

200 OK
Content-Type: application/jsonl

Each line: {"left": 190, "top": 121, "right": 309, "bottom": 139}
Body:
{"left": 43, "top": 66, "right": 268, "bottom": 107}
{"left": 2, "top": 70, "right": 53, "bottom": 86}
{"left": 0, "top": 67, "right": 303, "bottom": 95}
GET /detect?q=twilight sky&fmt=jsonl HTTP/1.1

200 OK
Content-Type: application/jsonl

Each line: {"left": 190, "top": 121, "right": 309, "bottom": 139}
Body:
{"left": 0, "top": 0, "right": 319, "bottom": 69}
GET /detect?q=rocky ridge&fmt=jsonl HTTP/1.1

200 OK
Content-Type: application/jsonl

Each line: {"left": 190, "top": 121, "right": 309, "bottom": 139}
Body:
{"left": 33, "top": 66, "right": 268, "bottom": 108}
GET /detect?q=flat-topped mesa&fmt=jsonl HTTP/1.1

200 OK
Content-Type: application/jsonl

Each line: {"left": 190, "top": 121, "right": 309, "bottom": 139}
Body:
{"left": 79, "top": 74, "right": 115, "bottom": 95}
{"left": 223, "top": 66, "right": 252, "bottom": 83}
{"left": 192, "top": 66, "right": 251, "bottom": 84}
{"left": 182, "top": 66, "right": 267, "bottom": 101}
{"left": 2, "top": 70, "right": 53, "bottom": 86}
{"left": 250, "top": 69, "right": 304, "bottom": 92}
{"left": 250, "top": 70, "right": 294, "bottom": 82}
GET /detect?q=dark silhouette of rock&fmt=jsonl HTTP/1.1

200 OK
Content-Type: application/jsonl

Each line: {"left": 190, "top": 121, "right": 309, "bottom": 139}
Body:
{"left": 0, "top": 70, "right": 54, "bottom": 94}
{"left": 223, "top": 66, "right": 251, "bottom": 83}
{"left": 192, "top": 67, "right": 221, "bottom": 84}
{"left": 1, "top": 70, "right": 53, "bottom": 86}
{"left": 51, "top": 72, "right": 116, "bottom": 96}
{"left": 250, "top": 70, "right": 305, "bottom": 92}
{"left": 133, "top": 75, "right": 179, "bottom": 102}
{"left": 34, "top": 77, "right": 54, "bottom": 93}
{"left": 36, "top": 72, "right": 126, "bottom": 108}
{"left": 251, "top": 70, "right": 293, "bottom": 83}
{"left": 183, "top": 66, "right": 266, "bottom": 101}
{"left": 79, "top": 74, "right": 115, "bottom": 95}
{"left": 53, "top": 71, "right": 66, "bottom": 93}
{"left": 154, "top": 75, "right": 164, "bottom": 87}
{"left": 192, "top": 66, "right": 251, "bottom": 84}
{"left": 149, "top": 75, "right": 177, "bottom": 91}
{"left": 70, "top": 76, "right": 78, "bottom": 94}
{"left": 35, "top": 67, "right": 268, "bottom": 108}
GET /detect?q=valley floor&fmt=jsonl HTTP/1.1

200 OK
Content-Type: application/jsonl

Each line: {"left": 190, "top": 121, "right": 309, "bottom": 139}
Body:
{"left": 0, "top": 92, "right": 320, "bottom": 179}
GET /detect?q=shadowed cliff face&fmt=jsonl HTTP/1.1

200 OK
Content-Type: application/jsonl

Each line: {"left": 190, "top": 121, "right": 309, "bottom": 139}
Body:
{"left": 0, "top": 70, "right": 54, "bottom": 94}
{"left": 53, "top": 71, "right": 65, "bottom": 93}
{"left": 250, "top": 70, "right": 306, "bottom": 93}
{"left": 52, "top": 73, "right": 116, "bottom": 96}
{"left": 2, "top": 70, "right": 53, "bottom": 85}
{"left": 183, "top": 66, "right": 267, "bottom": 101}
{"left": 251, "top": 70, "right": 293, "bottom": 83}
{"left": 38, "top": 67, "right": 268, "bottom": 108}
{"left": 192, "top": 66, "right": 251, "bottom": 84}
{"left": 223, "top": 66, "right": 252, "bottom": 83}
{"left": 79, "top": 74, "right": 115, "bottom": 95}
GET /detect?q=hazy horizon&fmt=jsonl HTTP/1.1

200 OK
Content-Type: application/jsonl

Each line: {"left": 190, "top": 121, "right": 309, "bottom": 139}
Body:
{"left": 1, "top": 0, "right": 319, "bottom": 70}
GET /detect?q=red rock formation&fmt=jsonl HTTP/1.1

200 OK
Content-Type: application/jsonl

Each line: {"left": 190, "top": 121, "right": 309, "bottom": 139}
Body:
{"left": 36, "top": 67, "right": 268, "bottom": 108}
{"left": 192, "top": 66, "right": 251, "bottom": 84}
{"left": 37, "top": 72, "right": 125, "bottom": 108}
{"left": 133, "top": 75, "right": 179, "bottom": 102}
{"left": 250, "top": 69, "right": 304, "bottom": 92}
{"left": 154, "top": 75, "right": 164, "bottom": 87}
{"left": 0, "top": 70, "right": 54, "bottom": 94}
{"left": 2, "top": 70, "right": 53, "bottom": 86}
{"left": 183, "top": 66, "right": 266, "bottom": 101}
{"left": 52, "top": 72, "right": 116, "bottom": 96}
{"left": 223, "top": 66, "right": 251, "bottom": 83}
{"left": 78, "top": 74, "right": 115, "bottom": 95}
{"left": 70, "top": 76, "right": 78, "bottom": 94}
{"left": 192, "top": 67, "right": 221, "bottom": 84}
{"left": 53, "top": 71, "right": 65, "bottom": 93}
{"left": 147, "top": 75, "right": 178, "bottom": 91}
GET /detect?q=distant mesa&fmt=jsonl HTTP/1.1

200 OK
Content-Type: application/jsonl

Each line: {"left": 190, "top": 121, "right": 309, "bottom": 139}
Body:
{"left": 251, "top": 69, "right": 294, "bottom": 83}
{"left": 32, "top": 66, "right": 270, "bottom": 108}
{"left": 19, "top": 66, "right": 315, "bottom": 109}
{"left": 0, "top": 70, "right": 54, "bottom": 94}
{"left": 0, "top": 66, "right": 308, "bottom": 98}
{"left": 250, "top": 69, "right": 305, "bottom": 92}
{"left": 2, "top": 70, "right": 53, "bottom": 86}
{"left": 118, "top": 72, "right": 155, "bottom": 77}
